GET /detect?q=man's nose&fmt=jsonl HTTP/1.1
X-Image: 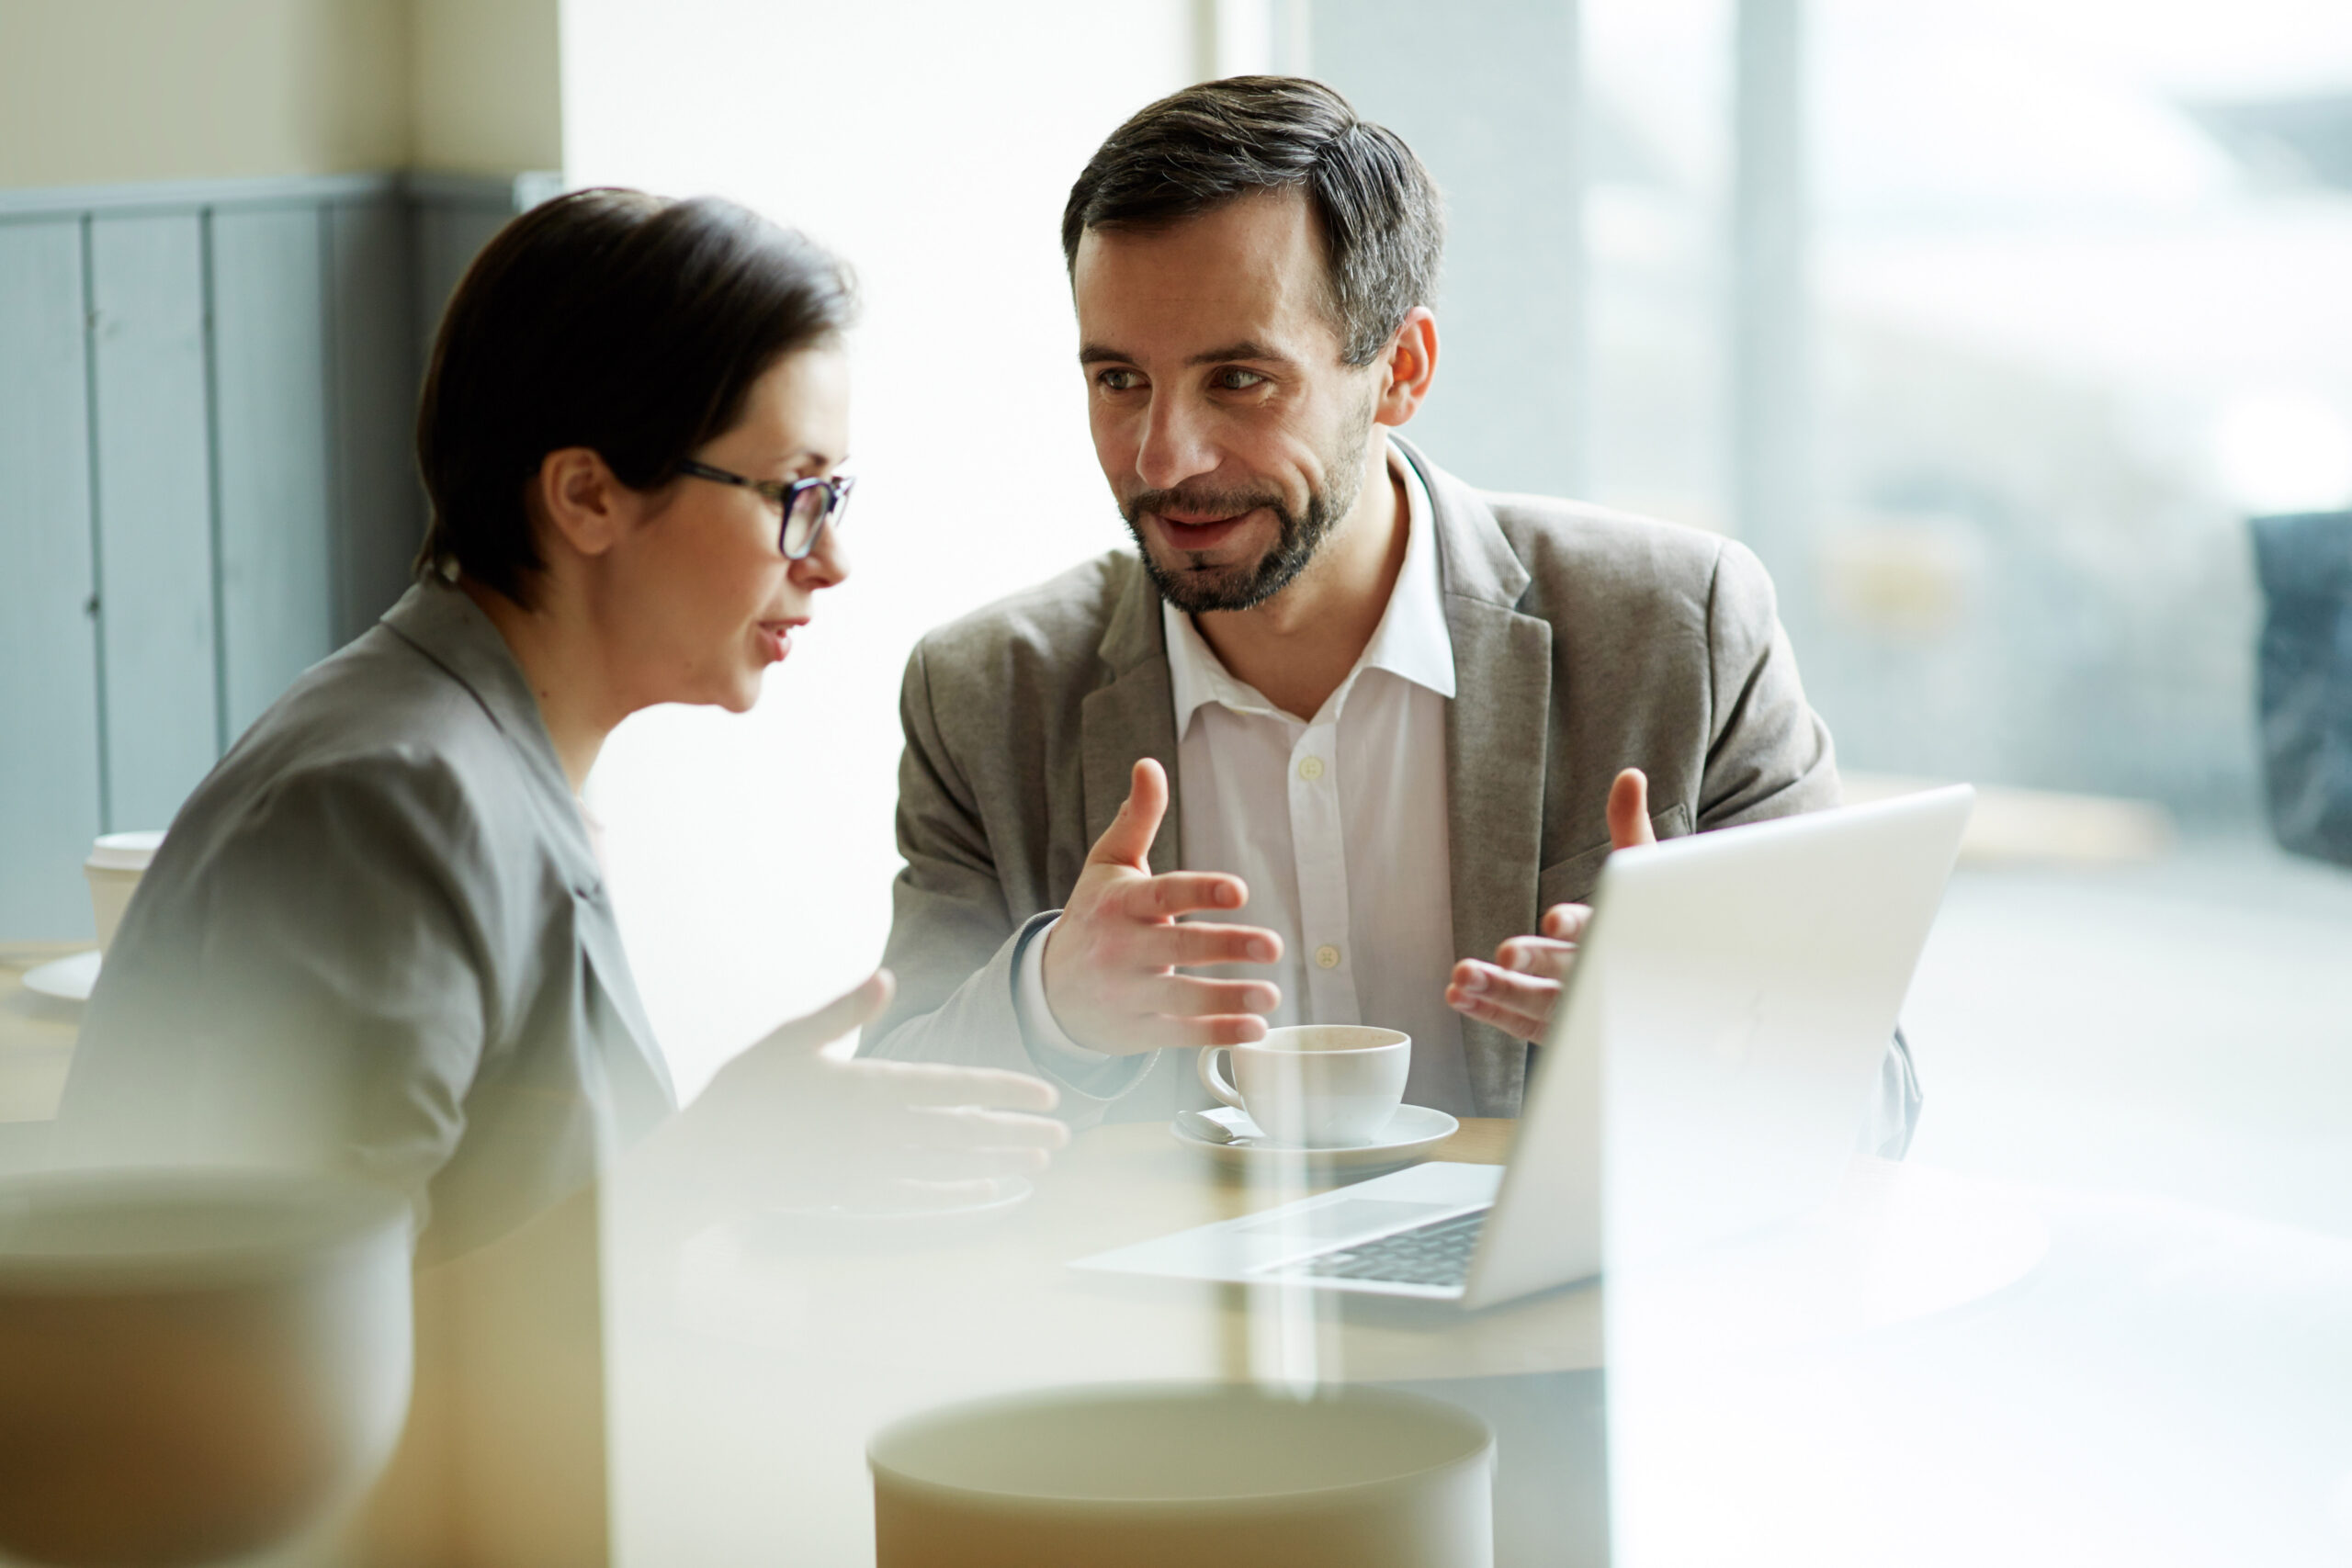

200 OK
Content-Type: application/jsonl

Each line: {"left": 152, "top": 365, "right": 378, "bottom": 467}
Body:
{"left": 1135, "top": 394, "right": 1217, "bottom": 491}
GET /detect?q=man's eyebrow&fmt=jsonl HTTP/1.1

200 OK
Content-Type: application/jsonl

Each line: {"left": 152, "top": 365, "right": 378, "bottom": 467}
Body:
{"left": 1186, "top": 340, "right": 1295, "bottom": 367}
{"left": 1074, "top": 341, "right": 1300, "bottom": 368}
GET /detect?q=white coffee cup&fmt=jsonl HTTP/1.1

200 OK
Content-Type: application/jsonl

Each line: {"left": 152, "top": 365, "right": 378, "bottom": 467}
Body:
{"left": 1197, "top": 1025, "right": 1411, "bottom": 1148}
{"left": 0, "top": 1168, "right": 413, "bottom": 1567}
{"left": 84, "top": 829, "right": 164, "bottom": 953}
{"left": 870, "top": 1382, "right": 1495, "bottom": 1568}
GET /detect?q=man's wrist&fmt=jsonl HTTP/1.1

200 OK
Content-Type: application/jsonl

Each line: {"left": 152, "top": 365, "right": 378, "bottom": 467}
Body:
{"left": 1013, "top": 914, "right": 1153, "bottom": 1100}
{"left": 1016, "top": 915, "right": 1105, "bottom": 1060}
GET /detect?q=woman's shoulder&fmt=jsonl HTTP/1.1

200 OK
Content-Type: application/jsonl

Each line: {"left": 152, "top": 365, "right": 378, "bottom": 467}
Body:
{"left": 178, "top": 626, "right": 561, "bottom": 884}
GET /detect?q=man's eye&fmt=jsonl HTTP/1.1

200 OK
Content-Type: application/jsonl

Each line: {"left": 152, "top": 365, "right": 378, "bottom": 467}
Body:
{"left": 1097, "top": 368, "right": 1143, "bottom": 391}
{"left": 1214, "top": 367, "right": 1267, "bottom": 390}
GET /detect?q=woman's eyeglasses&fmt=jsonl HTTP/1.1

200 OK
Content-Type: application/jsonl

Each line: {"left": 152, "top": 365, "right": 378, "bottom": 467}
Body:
{"left": 675, "top": 459, "right": 855, "bottom": 559}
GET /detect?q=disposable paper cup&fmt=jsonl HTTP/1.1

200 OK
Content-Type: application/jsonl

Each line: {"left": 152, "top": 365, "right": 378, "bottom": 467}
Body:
{"left": 870, "top": 1382, "right": 1495, "bottom": 1568}
{"left": 0, "top": 1169, "right": 413, "bottom": 1568}
{"left": 84, "top": 829, "right": 164, "bottom": 952}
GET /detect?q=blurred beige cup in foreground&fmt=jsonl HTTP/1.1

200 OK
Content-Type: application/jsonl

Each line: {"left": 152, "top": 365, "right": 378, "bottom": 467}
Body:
{"left": 1199, "top": 1024, "right": 1412, "bottom": 1147}
{"left": 870, "top": 1382, "right": 1495, "bottom": 1568}
{"left": 0, "top": 1169, "right": 413, "bottom": 1568}
{"left": 84, "top": 829, "right": 165, "bottom": 953}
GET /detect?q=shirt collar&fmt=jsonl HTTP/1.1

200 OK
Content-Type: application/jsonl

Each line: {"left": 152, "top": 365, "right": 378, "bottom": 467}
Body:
{"left": 1163, "top": 441, "right": 1457, "bottom": 734}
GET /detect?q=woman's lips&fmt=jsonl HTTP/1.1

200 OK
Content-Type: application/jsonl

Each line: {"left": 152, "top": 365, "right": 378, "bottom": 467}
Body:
{"left": 757, "top": 622, "right": 799, "bottom": 663}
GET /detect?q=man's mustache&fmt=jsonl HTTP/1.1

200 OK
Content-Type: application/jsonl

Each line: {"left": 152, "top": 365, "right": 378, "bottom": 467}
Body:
{"left": 1121, "top": 485, "right": 1293, "bottom": 527}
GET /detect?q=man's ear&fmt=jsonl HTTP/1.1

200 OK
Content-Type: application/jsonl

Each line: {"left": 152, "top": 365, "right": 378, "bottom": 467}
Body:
{"left": 1372, "top": 306, "right": 1439, "bottom": 428}
{"left": 529, "top": 446, "right": 634, "bottom": 560}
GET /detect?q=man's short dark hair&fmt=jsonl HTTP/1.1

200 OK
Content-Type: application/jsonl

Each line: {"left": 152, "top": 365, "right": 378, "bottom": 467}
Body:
{"left": 1062, "top": 75, "right": 1443, "bottom": 367}
{"left": 415, "top": 188, "right": 856, "bottom": 604}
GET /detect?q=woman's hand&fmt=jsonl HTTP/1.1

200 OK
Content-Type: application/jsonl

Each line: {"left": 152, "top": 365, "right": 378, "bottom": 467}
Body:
{"left": 675, "top": 970, "right": 1069, "bottom": 1214}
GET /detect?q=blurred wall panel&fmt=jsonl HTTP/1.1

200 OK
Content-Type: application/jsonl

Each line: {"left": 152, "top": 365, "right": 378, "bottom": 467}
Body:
{"left": 0, "top": 220, "right": 103, "bottom": 939}
{"left": 213, "top": 206, "right": 336, "bottom": 737}
{"left": 87, "top": 213, "right": 222, "bottom": 833}
{"left": 1731, "top": 0, "right": 1811, "bottom": 614}
{"left": 1312, "top": 0, "right": 1587, "bottom": 497}
{"left": 327, "top": 196, "right": 424, "bottom": 641}
{"left": 0, "top": 172, "right": 535, "bottom": 931}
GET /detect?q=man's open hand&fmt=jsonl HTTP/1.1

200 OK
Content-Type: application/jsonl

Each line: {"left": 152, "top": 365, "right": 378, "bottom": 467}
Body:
{"left": 1041, "top": 758, "right": 1283, "bottom": 1055}
{"left": 1445, "top": 767, "right": 1657, "bottom": 1042}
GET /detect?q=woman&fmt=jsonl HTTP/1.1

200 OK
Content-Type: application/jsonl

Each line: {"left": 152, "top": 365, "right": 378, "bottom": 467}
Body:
{"left": 56, "top": 189, "right": 1064, "bottom": 1259}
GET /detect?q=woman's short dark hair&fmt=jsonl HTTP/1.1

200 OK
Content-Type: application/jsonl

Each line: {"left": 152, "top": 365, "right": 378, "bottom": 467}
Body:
{"left": 1061, "top": 75, "right": 1442, "bottom": 367}
{"left": 414, "top": 188, "right": 855, "bottom": 604}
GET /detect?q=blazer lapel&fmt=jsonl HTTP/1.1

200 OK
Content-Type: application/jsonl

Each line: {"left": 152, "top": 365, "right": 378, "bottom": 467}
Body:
{"left": 383, "top": 581, "right": 676, "bottom": 1114}
{"left": 1399, "top": 439, "right": 1552, "bottom": 1116}
{"left": 1080, "top": 558, "right": 1183, "bottom": 874}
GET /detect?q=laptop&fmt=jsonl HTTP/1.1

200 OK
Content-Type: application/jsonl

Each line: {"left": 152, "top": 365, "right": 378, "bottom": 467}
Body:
{"left": 1070, "top": 785, "right": 1973, "bottom": 1308}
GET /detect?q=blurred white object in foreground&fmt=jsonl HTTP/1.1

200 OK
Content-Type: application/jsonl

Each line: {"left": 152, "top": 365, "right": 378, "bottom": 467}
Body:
{"left": 869, "top": 1382, "right": 1497, "bottom": 1568}
{"left": 0, "top": 1169, "right": 411, "bottom": 1567}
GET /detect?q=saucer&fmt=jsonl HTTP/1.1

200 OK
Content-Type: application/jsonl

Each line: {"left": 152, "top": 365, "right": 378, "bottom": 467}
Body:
{"left": 21, "top": 950, "right": 100, "bottom": 1004}
{"left": 746, "top": 1176, "right": 1036, "bottom": 1248}
{"left": 1170, "top": 1103, "right": 1460, "bottom": 1175}
{"left": 767, "top": 1175, "right": 1035, "bottom": 1224}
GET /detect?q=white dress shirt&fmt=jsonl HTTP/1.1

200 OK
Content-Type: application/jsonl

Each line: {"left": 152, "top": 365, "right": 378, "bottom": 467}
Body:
{"left": 1016, "top": 446, "right": 1476, "bottom": 1115}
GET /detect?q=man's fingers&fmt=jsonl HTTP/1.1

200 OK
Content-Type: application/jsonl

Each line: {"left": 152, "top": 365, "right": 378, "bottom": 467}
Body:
{"left": 1449, "top": 958, "right": 1560, "bottom": 1018}
{"left": 1445, "top": 986, "right": 1550, "bottom": 1043}
{"left": 1145, "top": 974, "right": 1280, "bottom": 1019}
{"left": 1087, "top": 757, "right": 1170, "bottom": 870}
{"left": 1125, "top": 871, "right": 1250, "bottom": 919}
{"left": 761, "top": 969, "right": 896, "bottom": 1055}
{"left": 1539, "top": 902, "right": 1594, "bottom": 942}
{"left": 1446, "top": 961, "right": 1554, "bottom": 1041}
{"left": 1120, "top": 1012, "right": 1272, "bottom": 1051}
{"left": 1609, "top": 767, "right": 1657, "bottom": 850}
{"left": 1490, "top": 935, "right": 1575, "bottom": 983}
{"left": 845, "top": 1057, "right": 1063, "bottom": 1113}
{"left": 1146, "top": 919, "right": 1283, "bottom": 968}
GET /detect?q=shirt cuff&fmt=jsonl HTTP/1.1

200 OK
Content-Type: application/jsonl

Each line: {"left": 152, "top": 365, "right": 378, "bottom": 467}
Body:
{"left": 1013, "top": 914, "right": 1154, "bottom": 1100}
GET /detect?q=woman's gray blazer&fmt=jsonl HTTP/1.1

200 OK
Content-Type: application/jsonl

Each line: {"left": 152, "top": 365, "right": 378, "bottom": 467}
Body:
{"left": 55, "top": 580, "right": 675, "bottom": 1260}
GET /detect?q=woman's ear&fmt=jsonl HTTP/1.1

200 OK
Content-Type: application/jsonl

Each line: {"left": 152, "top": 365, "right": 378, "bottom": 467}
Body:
{"left": 529, "top": 447, "right": 634, "bottom": 559}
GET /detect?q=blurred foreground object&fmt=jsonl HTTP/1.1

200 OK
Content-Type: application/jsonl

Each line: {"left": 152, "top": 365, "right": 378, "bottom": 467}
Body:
{"left": 1843, "top": 773, "right": 2174, "bottom": 865}
{"left": 0, "top": 1169, "right": 410, "bottom": 1566}
{"left": 868, "top": 1382, "right": 1495, "bottom": 1568}
{"left": 2251, "top": 511, "right": 2352, "bottom": 868}
{"left": 345, "top": 1181, "right": 610, "bottom": 1568}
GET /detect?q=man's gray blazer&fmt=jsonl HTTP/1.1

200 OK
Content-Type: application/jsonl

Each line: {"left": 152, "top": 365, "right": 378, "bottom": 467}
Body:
{"left": 56, "top": 580, "right": 677, "bottom": 1260}
{"left": 862, "top": 441, "right": 1919, "bottom": 1148}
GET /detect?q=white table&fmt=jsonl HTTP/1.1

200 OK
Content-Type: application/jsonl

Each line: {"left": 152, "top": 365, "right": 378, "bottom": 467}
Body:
{"left": 602, "top": 1124, "right": 2109, "bottom": 1568}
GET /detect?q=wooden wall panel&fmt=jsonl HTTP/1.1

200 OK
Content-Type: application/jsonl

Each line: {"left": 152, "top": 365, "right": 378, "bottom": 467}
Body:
{"left": 212, "top": 205, "right": 334, "bottom": 737}
{"left": 87, "top": 212, "right": 220, "bottom": 835}
{"left": 0, "top": 172, "right": 541, "bottom": 932}
{"left": 0, "top": 220, "right": 103, "bottom": 938}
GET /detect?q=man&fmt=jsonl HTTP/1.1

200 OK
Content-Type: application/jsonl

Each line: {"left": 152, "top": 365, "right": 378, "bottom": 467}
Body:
{"left": 862, "top": 76, "right": 1917, "bottom": 1151}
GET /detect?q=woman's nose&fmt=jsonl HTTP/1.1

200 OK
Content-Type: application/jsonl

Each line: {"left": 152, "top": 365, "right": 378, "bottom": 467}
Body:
{"left": 792, "top": 515, "right": 850, "bottom": 589}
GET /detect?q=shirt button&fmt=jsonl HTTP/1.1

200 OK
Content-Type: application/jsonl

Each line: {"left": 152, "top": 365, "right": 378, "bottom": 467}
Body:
{"left": 1316, "top": 944, "right": 1341, "bottom": 970}
{"left": 1297, "top": 756, "right": 1326, "bottom": 783}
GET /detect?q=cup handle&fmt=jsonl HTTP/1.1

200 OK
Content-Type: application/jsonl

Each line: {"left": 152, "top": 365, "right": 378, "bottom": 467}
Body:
{"left": 1197, "top": 1045, "right": 1246, "bottom": 1110}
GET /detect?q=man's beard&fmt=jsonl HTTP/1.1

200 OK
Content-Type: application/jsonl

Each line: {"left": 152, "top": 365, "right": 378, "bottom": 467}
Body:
{"left": 1119, "top": 419, "right": 1374, "bottom": 615}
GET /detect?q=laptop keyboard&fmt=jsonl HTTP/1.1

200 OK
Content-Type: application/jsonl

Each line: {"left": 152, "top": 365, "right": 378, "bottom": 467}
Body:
{"left": 1270, "top": 1207, "right": 1489, "bottom": 1289}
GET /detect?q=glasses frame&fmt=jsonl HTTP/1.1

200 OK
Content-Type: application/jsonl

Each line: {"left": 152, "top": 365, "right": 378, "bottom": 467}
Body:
{"left": 675, "top": 458, "right": 854, "bottom": 559}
